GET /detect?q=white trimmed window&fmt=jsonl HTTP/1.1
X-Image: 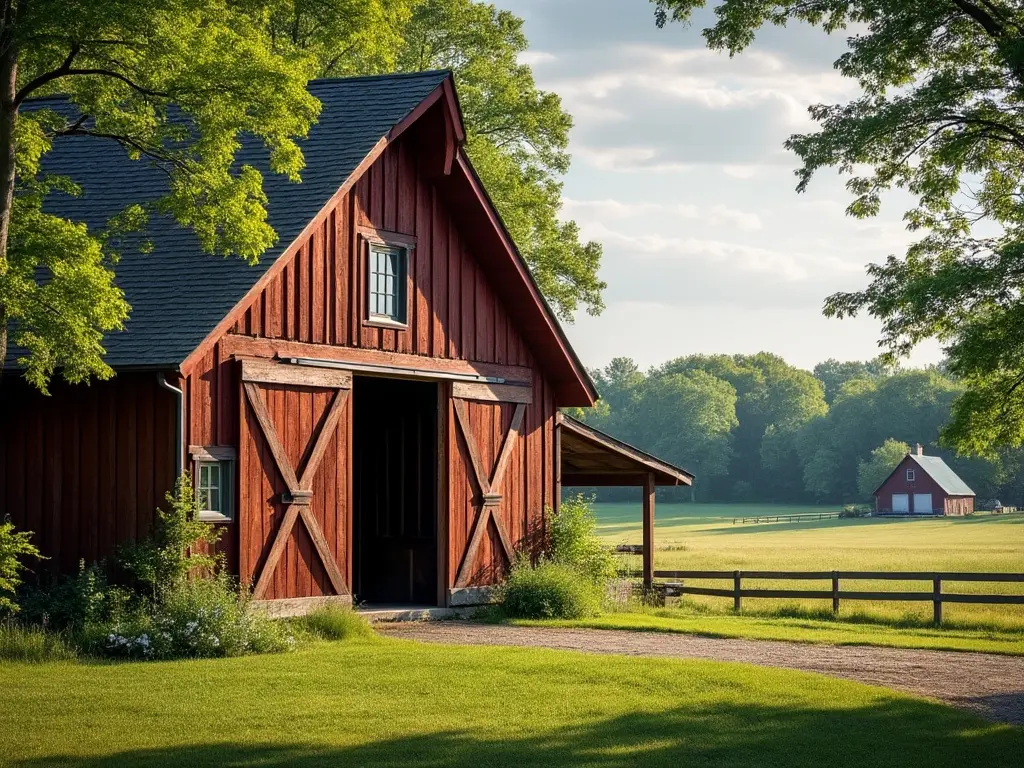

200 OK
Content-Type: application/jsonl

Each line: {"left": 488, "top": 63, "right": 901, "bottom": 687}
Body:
{"left": 190, "top": 446, "right": 236, "bottom": 522}
{"left": 906, "top": 469, "right": 916, "bottom": 482}
{"left": 367, "top": 243, "right": 408, "bottom": 325}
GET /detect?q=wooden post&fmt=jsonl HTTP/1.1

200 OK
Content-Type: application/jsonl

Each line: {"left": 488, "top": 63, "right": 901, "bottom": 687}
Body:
{"left": 933, "top": 576, "right": 942, "bottom": 625}
{"left": 642, "top": 472, "right": 655, "bottom": 590}
{"left": 832, "top": 570, "right": 840, "bottom": 614}
{"left": 733, "top": 570, "right": 742, "bottom": 612}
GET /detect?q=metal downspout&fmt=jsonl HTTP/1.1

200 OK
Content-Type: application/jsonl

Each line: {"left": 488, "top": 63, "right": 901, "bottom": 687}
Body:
{"left": 156, "top": 372, "right": 184, "bottom": 478}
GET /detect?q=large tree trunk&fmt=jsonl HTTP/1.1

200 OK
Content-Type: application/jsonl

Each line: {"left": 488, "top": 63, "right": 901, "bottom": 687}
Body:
{"left": 0, "top": 1, "right": 17, "bottom": 371}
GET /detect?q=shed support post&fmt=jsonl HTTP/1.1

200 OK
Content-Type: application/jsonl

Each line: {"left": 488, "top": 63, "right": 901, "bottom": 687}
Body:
{"left": 642, "top": 472, "right": 655, "bottom": 590}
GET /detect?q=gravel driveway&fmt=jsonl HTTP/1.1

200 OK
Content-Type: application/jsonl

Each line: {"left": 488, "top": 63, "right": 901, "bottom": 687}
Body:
{"left": 381, "top": 622, "right": 1024, "bottom": 726}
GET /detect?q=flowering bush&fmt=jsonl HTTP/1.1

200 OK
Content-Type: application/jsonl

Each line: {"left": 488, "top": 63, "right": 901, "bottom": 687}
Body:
{"left": 84, "top": 575, "right": 289, "bottom": 660}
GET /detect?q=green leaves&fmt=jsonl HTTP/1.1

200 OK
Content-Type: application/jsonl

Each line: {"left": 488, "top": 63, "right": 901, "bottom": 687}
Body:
{"left": 397, "top": 0, "right": 605, "bottom": 320}
{"left": 653, "top": 0, "right": 1024, "bottom": 456}
{"left": 3, "top": 0, "right": 319, "bottom": 388}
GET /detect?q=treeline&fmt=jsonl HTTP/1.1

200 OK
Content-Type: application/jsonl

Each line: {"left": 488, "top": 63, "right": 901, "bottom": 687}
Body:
{"left": 570, "top": 354, "right": 1024, "bottom": 505}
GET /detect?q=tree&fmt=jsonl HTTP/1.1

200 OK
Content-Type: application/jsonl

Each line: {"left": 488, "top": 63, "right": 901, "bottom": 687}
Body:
{"left": 396, "top": 0, "right": 604, "bottom": 320}
{"left": 622, "top": 369, "right": 738, "bottom": 500}
{"left": 813, "top": 358, "right": 891, "bottom": 405}
{"left": 1, "top": 0, "right": 320, "bottom": 390}
{"left": 857, "top": 439, "right": 910, "bottom": 500}
{"left": 651, "top": 0, "right": 1024, "bottom": 457}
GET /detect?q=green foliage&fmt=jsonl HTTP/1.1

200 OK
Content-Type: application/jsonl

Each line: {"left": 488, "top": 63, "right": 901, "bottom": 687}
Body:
{"left": 3, "top": 0, "right": 321, "bottom": 388}
{"left": 857, "top": 439, "right": 911, "bottom": 500}
{"left": 113, "top": 474, "right": 222, "bottom": 601}
{"left": 81, "top": 574, "right": 289, "bottom": 660}
{"left": 0, "top": 621, "right": 77, "bottom": 663}
{"left": 497, "top": 559, "right": 603, "bottom": 620}
{"left": 652, "top": 0, "right": 1024, "bottom": 457}
{"left": 17, "top": 473, "right": 285, "bottom": 661}
{"left": 295, "top": 605, "right": 376, "bottom": 642}
{"left": 0, "top": 520, "right": 39, "bottom": 615}
{"left": 548, "top": 495, "right": 616, "bottom": 583}
{"left": 396, "top": 0, "right": 604, "bottom": 320}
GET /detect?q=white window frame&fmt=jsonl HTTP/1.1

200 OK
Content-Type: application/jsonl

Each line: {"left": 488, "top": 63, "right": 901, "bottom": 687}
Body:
{"left": 906, "top": 469, "right": 916, "bottom": 482}
{"left": 189, "top": 446, "right": 236, "bottom": 523}
{"left": 366, "top": 242, "right": 409, "bottom": 328}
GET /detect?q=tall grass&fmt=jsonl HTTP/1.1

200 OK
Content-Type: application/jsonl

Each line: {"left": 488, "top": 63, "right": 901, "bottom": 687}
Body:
{"left": 0, "top": 622, "right": 77, "bottom": 663}
{"left": 294, "top": 606, "right": 376, "bottom": 641}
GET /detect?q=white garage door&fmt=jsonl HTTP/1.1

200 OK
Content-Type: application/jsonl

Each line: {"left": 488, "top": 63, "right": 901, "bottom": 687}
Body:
{"left": 892, "top": 494, "right": 909, "bottom": 513}
{"left": 914, "top": 493, "right": 933, "bottom": 514}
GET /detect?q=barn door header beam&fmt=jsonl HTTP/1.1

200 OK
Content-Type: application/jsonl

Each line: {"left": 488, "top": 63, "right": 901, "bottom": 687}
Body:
{"left": 285, "top": 356, "right": 523, "bottom": 386}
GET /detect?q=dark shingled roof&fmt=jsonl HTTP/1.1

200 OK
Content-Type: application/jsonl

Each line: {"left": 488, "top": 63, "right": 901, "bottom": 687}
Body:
{"left": 7, "top": 71, "right": 450, "bottom": 369}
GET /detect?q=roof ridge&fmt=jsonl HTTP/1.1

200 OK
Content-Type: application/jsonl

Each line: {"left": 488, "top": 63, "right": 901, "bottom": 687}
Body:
{"left": 309, "top": 70, "right": 451, "bottom": 86}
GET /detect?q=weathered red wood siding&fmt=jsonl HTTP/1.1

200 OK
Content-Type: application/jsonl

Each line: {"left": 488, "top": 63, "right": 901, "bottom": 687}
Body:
{"left": 944, "top": 496, "right": 974, "bottom": 516}
{"left": 182, "top": 134, "right": 558, "bottom": 599}
{"left": 237, "top": 381, "right": 350, "bottom": 599}
{"left": 0, "top": 373, "right": 176, "bottom": 572}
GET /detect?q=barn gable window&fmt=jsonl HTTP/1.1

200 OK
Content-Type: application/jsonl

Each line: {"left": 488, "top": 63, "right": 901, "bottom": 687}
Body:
{"left": 189, "top": 446, "right": 236, "bottom": 523}
{"left": 906, "top": 469, "right": 916, "bottom": 482}
{"left": 367, "top": 243, "right": 408, "bottom": 326}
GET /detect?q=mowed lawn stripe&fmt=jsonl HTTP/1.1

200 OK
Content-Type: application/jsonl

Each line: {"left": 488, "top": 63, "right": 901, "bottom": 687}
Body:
{"left": 1, "top": 638, "right": 1022, "bottom": 767}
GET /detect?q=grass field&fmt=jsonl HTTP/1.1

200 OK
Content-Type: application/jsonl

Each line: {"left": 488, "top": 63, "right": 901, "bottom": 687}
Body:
{"left": 594, "top": 502, "right": 1024, "bottom": 632}
{"left": 2, "top": 637, "right": 1021, "bottom": 767}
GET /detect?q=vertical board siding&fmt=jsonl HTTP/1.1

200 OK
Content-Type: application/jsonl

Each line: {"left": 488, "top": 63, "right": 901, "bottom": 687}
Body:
{"left": 230, "top": 136, "right": 537, "bottom": 369}
{"left": 217, "top": 135, "right": 558, "bottom": 599}
{"left": 447, "top": 382, "right": 555, "bottom": 589}
{"left": 0, "top": 373, "right": 177, "bottom": 572}
{"left": 236, "top": 380, "right": 350, "bottom": 600}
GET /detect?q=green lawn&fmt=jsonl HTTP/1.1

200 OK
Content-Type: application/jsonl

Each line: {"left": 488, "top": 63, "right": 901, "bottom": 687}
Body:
{"left": 1, "top": 637, "right": 1021, "bottom": 767}
{"left": 595, "top": 502, "right": 1024, "bottom": 631}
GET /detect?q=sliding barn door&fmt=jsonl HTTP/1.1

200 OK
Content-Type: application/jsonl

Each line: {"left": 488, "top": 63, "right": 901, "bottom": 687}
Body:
{"left": 448, "top": 383, "right": 532, "bottom": 588}
{"left": 238, "top": 359, "right": 352, "bottom": 601}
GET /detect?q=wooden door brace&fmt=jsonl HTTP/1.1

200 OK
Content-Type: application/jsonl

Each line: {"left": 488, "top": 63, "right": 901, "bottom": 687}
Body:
{"left": 452, "top": 399, "right": 526, "bottom": 587}
{"left": 244, "top": 381, "right": 350, "bottom": 599}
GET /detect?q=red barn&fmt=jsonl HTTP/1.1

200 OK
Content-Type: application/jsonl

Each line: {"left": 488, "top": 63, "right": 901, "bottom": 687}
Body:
{"left": 873, "top": 444, "right": 975, "bottom": 516}
{"left": 1, "top": 71, "right": 691, "bottom": 613}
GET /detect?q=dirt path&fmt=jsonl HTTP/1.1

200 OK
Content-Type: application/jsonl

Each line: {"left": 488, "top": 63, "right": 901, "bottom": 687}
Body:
{"left": 381, "top": 622, "right": 1024, "bottom": 726}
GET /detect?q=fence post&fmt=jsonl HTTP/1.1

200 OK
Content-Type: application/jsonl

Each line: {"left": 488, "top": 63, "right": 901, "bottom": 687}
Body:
{"left": 832, "top": 570, "right": 840, "bottom": 614}
{"left": 933, "top": 576, "right": 942, "bottom": 625}
{"left": 733, "top": 570, "right": 742, "bottom": 612}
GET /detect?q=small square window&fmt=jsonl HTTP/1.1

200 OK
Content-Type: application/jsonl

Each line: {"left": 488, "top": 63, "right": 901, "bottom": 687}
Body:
{"left": 367, "top": 244, "right": 407, "bottom": 325}
{"left": 196, "top": 459, "right": 232, "bottom": 522}
{"left": 906, "top": 469, "right": 916, "bottom": 482}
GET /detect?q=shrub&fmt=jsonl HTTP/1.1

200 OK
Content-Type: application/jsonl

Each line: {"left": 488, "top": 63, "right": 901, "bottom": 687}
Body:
{"left": 497, "top": 559, "right": 603, "bottom": 619}
{"left": 83, "top": 575, "right": 289, "bottom": 660}
{"left": 839, "top": 504, "right": 872, "bottom": 519}
{"left": 0, "top": 520, "right": 40, "bottom": 615}
{"left": 548, "top": 495, "right": 616, "bottom": 583}
{"left": 296, "top": 605, "right": 376, "bottom": 641}
{"left": 113, "top": 474, "right": 221, "bottom": 601}
{"left": 19, "top": 562, "right": 134, "bottom": 632}
{"left": 0, "top": 622, "right": 77, "bottom": 663}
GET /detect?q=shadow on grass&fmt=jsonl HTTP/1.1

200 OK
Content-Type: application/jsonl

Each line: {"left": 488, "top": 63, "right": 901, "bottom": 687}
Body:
{"left": 13, "top": 699, "right": 1024, "bottom": 768}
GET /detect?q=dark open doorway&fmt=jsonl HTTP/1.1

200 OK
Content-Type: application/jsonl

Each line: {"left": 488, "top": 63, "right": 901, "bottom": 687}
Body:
{"left": 352, "top": 376, "right": 438, "bottom": 605}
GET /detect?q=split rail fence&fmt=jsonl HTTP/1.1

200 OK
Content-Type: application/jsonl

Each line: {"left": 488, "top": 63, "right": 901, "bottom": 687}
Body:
{"left": 732, "top": 512, "right": 842, "bottom": 525}
{"left": 653, "top": 570, "right": 1024, "bottom": 624}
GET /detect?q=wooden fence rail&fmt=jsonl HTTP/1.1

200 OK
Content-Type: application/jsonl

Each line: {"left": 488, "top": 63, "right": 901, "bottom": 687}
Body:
{"left": 652, "top": 569, "right": 1024, "bottom": 624}
{"left": 732, "top": 512, "right": 842, "bottom": 525}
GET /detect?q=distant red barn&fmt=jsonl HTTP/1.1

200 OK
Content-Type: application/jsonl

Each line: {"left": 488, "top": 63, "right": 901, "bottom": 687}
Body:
{"left": 873, "top": 444, "right": 975, "bottom": 516}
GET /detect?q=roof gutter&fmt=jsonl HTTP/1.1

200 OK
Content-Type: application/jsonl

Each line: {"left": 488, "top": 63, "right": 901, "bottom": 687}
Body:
{"left": 156, "top": 373, "right": 184, "bottom": 478}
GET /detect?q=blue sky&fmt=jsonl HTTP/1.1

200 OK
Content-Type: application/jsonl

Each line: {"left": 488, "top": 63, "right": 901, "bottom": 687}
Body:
{"left": 497, "top": 0, "right": 943, "bottom": 372}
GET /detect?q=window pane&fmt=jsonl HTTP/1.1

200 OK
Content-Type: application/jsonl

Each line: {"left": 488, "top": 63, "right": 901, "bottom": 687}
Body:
{"left": 209, "top": 464, "right": 220, "bottom": 488}
{"left": 199, "top": 464, "right": 209, "bottom": 487}
{"left": 208, "top": 488, "right": 221, "bottom": 512}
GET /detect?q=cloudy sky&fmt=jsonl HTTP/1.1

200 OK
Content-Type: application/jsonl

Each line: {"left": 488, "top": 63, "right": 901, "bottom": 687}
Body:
{"left": 497, "top": 0, "right": 942, "bottom": 372}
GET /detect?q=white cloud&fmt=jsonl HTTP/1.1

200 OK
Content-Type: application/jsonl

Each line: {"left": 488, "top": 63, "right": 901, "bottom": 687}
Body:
{"left": 722, "top": 165, "right": 758, "bottom": 179}
{"left": 518, "top": 50, "right": 557, "bottom": 67}
{"left": 561, "top": 198, "right": 762, "bottom": 231}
